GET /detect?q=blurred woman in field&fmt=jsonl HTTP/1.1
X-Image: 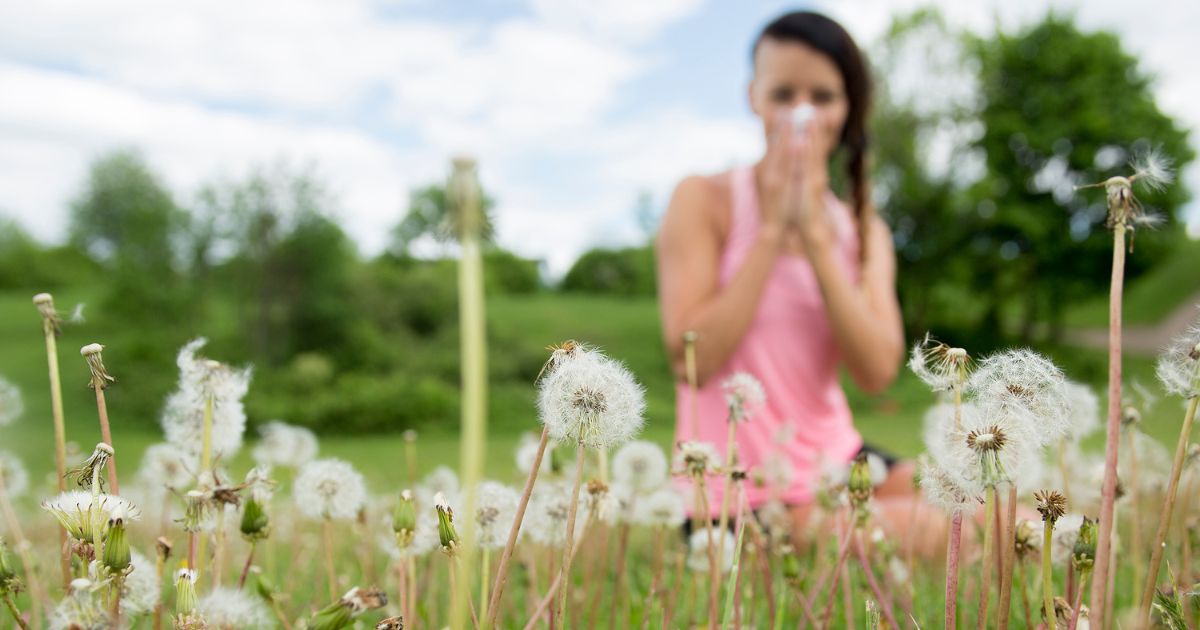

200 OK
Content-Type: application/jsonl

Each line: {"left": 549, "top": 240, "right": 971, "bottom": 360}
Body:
{"left": 656, "top": 11, "right": 937, "bottom": 550}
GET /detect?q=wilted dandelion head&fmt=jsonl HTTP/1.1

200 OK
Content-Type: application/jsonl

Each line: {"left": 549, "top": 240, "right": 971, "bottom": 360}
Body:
{"left": 79, "top": 343, "right": 115, "bottom": 390}
{"left": 966, "top": 425, "right": 1008, "bottom": 454}
{"left": 0, "top": 376, "right": 23, "bottom": 427}
{"left": 136, "top": 442, "right": 195, "bottom": 492}
{"left": 475, "top": 481, "right": 519, "bottom": 550}
{"left": 252, "top": 421, "right": 318, "bottom": 469}
{"left": 612, "top": 440, "right": 668, "bottom": 493}
{"left": 42, "top": 491, "right": 140, "bottom": 543}
{"left": 537, "top": 346, "right": 645, "bottom": 449}
{"left": 0, "top": 451, "right": 29, "bottom": 498}
{"left": 161, "top": 338, "right": 252, "bottom": 463}
{"left": 1035, "top": 489, "right": 1067, "bottom": 523}
{"left": 293, "top": 458, "right": 367, "bottom": 521}
{"left": 686, "top": 529, "right": 737, "bottom": 573}
{"left": 197, "top": 587, "right": 273, "bottom": 629}
{"left": 721, "top": 372, "right": 766, "bottom": 422}
{"left": 967, "top": 349, "right": 1070, "bottom": 446}
{"left": 675, "top": 440, "right": 720, "bottom": 478}
{"left": 1156, "top": 313, "right": 1200, "bottom": 399}
{"left": 908, "top": 333, "right": 970, "bottom": 393}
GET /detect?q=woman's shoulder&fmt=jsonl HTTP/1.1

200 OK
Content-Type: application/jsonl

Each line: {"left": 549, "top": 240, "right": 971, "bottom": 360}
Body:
{"left": 666, "top": 169, "right": 737, "bottom": 235}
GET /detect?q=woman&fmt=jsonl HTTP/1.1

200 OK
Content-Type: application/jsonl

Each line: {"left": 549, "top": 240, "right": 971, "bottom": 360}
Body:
{"left": 656, "top": 11, "right": 923, "bottom": 545}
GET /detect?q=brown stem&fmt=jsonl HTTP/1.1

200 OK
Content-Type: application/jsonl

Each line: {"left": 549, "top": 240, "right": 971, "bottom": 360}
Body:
{"left": 1139, "top": 395, "right": 1200, "bottom": 622}
{"left": 1069, "top": 571, "right": 1090, "bottom": 630}
{"left": 695, "top": 475, "right": 719, "bottom": 629}
{"left": 524, "top": 524, "right": 589, "bottom": 630}
{"left": 586, "top": 522, "right": 610, "bottom": 629}
{"left": 1090, "top": 223, "right": 1126, "bottom": 630}
{"left": 3, "top": 593, "right": 30, "bottom": 630}
{"left": 238, "top": 542, "right": 256, "bottom": 589}
{"left": 977, "top": 487, "right": 997, "bottom": 630}
{"left": 853, "top": 530, "right": 900, "bottom": 629}
{"left": 485, "top": 426, "right": 550, "bottom": 629}
{"left": 999, "top": 483, "right": 1019, "bottom": 628}
{"left": 946, "top": 512, "right": 964, "bottom": 630}
{"left": 553, "top": 439, "right": 587, "bottom": 628}
{"left": 322, "top": 519, "right": 337, "bottom": 601}
{"left": 743, "top": 518, "right": 777, "bottom": 628}
{"left": 92, "top": 387, "right": 120, "bottom": 493}
{"left": 818, "top": 515, "right": 857, "bottom": 629}
{"left": 608, "top": 522, "right": 632, "bottom": 630}
{"left": 638, "top": 527, "right": 666, "bottom": 630}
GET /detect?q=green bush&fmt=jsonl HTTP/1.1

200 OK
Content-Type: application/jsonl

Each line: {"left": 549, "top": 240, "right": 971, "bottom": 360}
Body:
{"left": 483, "top": 249, "right": 541, "bottom": 294}
{"left": 560, "top": 246, "right": 655, "bottom": 296}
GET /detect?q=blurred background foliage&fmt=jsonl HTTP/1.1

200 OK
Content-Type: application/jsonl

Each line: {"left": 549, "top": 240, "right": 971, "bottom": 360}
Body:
{"left": 0, "top": 10, "right": 1195, "bottom": 437}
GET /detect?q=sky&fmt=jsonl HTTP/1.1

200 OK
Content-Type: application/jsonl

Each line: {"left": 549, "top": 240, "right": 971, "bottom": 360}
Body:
{"left": 1, "top": 0, "right": 1196, "bottom": 277}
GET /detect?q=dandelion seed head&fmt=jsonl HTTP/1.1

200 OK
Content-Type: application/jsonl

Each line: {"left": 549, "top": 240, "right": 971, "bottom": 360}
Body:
{"left": 293, "top": 458, "right": 367, "bottom": 521}
{"left": 525, "top": 480, "right": 588, "bottom": 547}
{"left": 0, "top": 376, "right": 24, "bottom": 427}
{"left": 675, "top": 440, "right": 720, "bottom": 477}
{"left": 119, "top": 550, "right": 159, "bottom": 616}
{"left": 1062, "top": 381, "right": 1101, "bottom": 441}
{"left": 1035, "top": 490, "right": 1068, "bottom": 522}
{"left": 967, "top": 349, "right": 1070, "bottom": 446}
{"left": 475, "top": 481, "right": 519, "bottom": 550}
{"left": 252, "top": 421, "right": 318, "bottom": 469}
{"left": 136, "top": 443, "right": 195, "bottom": 492}
{"left": 612, "top": 440, "right": 668, "bottom": 492}
{"left": 537, "top": 347, "right": 645, "bottom": 449}
{"left": 515, "top": 433, "right": 552, "bottom": 476}
{"left": 0, "top": 451, "right": 29, "bottom": 498}
{"left": 920, "top": 460, "right": 976, "bottom": 515}
{"left": 161, "top": 338, "right": 252, "bottom": 462}
{"left": 686, "top": 528, "right": 737, "bottom": 573}
{"left": 1156, "top": 313, "right": 1200, "bottom": 398}
{"left": 721, "top": 372, "right": 766, "bottom": 421}
{"left": 47, "top": 582, "right": 110, "bottom": 630}
{"left": 197, "top": 587, "right": 273, "bottom": 629}
{"left": 632, "top": 487, "right": 686, "bottom": 528}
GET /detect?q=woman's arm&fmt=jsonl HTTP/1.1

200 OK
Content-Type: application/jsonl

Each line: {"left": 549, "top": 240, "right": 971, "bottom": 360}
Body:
{"left": 655, "top": 174, "right": 786, "bottom": 386}
{"left": 807, "top": 210, "right": 905, "bottom": 394}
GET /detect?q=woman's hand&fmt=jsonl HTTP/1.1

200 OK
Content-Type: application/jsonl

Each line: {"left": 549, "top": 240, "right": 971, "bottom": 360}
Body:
{"left": 757, "top": 108, "right": 796, "bottom": 236}
{"left": 789, "top": 115, "right": 837, "bottom": 252}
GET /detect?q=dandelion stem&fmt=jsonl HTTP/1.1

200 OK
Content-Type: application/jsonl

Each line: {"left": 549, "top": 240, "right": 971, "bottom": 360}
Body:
{"left": 1018, "top": 556, "right": 1033, "bottom": 629}
{"left": 720, "top": 485, "right": 747, "bottom": 629}
{"left": 695, "top": 475, "right": 719, "bottom": 629}
{"left": 322, "top": 518, "right": 337, "bottom": 602}
{"left": 2, "top": 592, "right": 29, "bottom": 630}
{"left": 1139, "top": 394, "right": 1200, "bottom": 622}
{"left": 90, "top": 385, "right": 119, "bottom": 494}
{"left": 37, "top": 301, "right": 71, "bottom": 589}
{"left": 818, "top": 513, "right": 856, "bottom": 629}
{"left": 998, "top": 483, "right": 1018, "bottom": 629}
{"left": 523, "top": 523, "right": 589, "bottom": 630}
{"left": 976, "top": 486, "right": 996, "bottom": 630}
{"left": 712, "top": 419, "right": 737, "bottom": 622}
{"left": 238, "top": 541, "right": 256, "bottom": 589}
{"left": 479, "top": 547, "right": 491, "bottom": 624}
{"left": 1042, "top": 518, "right": 1055, "bottom": 626}
{"left": 1069, "top": 569, "right": 1090, "bottom": 630}
{"left": 485, "top": 426, "right": 550, "bottom": 630}
{"left": 1091, "top": 222, "right": 1127, "bottom": 628}
{"left": 853, "top": 529, "right": 900, "bottom": 630}
{"left": 553, "top": 438, "right": 587, "bottom": 628}
{"left": 195, "top": 393, "right": 214, "bottom": 582}
{"left": 407, "top": 555, "right": 417, "bottom": 627}
{"left": 1127, "top": 426, "right": 1143, "bottom": 607}
{"left": 946, "top": 512, "right": 964, "bottom": 629}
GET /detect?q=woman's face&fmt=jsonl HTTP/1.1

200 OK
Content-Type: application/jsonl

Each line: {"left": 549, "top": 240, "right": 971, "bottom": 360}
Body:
{"left": 749, "top": 38, "right": 848, "bottom": 162}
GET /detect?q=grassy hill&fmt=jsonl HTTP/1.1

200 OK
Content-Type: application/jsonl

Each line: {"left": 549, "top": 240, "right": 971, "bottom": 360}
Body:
{"left": 1064, "top": 237, "right": 1200, "bottom": 328}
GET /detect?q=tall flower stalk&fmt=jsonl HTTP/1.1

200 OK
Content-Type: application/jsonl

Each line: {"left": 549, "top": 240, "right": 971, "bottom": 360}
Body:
{"left": 80, "top": 343, "right": 120, "bottom": 493}
{"left": 1076, "top": 150, "right": 1174, "bottom": 624}
{"left": 711, "top": 372, "right": 763, "bottom": 624}
{"left": 1036, "top": 490, "right": 1067, "bottom": 626}
{"left": 1138, "top": 317, "right": 1200, "bottom": 622}
{"left": 33, "top": 293, "right": 71, "bottom": 587}
{"left": 449, "top": 155, "right": 488, "bottom": 630}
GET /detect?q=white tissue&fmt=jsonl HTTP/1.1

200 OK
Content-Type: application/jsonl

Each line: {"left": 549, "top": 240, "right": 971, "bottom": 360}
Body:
{"left": 791, "top": 103, "right": 816, "bottom": 133}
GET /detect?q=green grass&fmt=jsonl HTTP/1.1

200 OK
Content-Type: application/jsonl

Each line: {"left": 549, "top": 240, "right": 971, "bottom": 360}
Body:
{"left": 1064, "top": 238, "right": 1200, "bottom": 328}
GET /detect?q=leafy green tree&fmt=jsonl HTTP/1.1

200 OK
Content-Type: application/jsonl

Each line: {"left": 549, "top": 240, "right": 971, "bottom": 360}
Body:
{"left": 561, "top": 246, "right": 655, "bottom": 296}
{"left": 967, "top": 14, "right": 1193, "bottom": 339}
{"left": 390, "top": 184, "right": 496, "bottom": 255}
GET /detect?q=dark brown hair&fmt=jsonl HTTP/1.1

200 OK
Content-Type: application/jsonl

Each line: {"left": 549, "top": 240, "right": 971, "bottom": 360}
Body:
{"left": 753, "top": 11, "right": 872, "bottom": 232}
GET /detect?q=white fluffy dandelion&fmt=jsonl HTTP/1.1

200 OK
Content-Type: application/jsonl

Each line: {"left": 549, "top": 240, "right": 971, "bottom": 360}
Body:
{"left": 293, "top": 458, "right": 367, "bottom": 521}
{"left": 1130, "top": 147, "right": 1175, "bottom": 192}
{"left": 537, "top": 346, "right": 645, "bottom": 449}
{"left": 686, "top": 528, "right": 736, "bottom": 573}
{"left": 47, "top": 579, "right": 110, "bottom": 630}
{"left": 612, "top": 440, "right": 668, "bottom": 493}
{"left": 525, "top": 480, "right": 588, "bottom": 547}
{"left": 136, "top": 442, "right": 195, "bottom": 492}
{"left": 721, "top": 372, "right": 766, "bottom": 422}
{"left": 416, "top": 465, "right": 461, "bottom": 510}
{"left": 119, "top": 550, "right": 159, "bottom": 616}
{"left": 252, "top": 420, "right": 318, "bottom": 469}
{"left": 1156, "top": 313, "right": 1200, "bottom": 399}
{"left": 966, "top": 349, "right": 1070, "bottom": 446}
{"left": 0, "top": 376, "right": 22, "bottom": 426}
{"left": 1062, "top": 381, "right": 1101, "bottom": 442}
{"left": 908, "top": 334, "right": 970, "bottom": 393}
{"left": 675, "top": 441, "right": 721, "bottom": 477}
{"left": 920, "top": 460, "right": 977, "bottom": 516}
{"left": 161, "top": 338, "right": 252, "bottom": 463}
{"left": 197, "top": 587, "right": 273, "bottom": 629}
{"left": 632, "top": 488, "right": 686, "bottom": 528}
{"left": 475, "top": 481, "right": 519, "bottom": 550}
{"left": 0, "top": 450, "right": 29, "bottom": 498}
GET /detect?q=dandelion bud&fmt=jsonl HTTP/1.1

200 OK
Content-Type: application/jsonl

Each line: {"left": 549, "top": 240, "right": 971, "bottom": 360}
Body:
{"left": 102, "top": 507, "right": 132, "bottom": 574}
{"left": 308, "top": 587, "right": 388, "bottom": 630}
{"left": 175, "top": 567, "right": 198, "bottom": 614}
{"left": 240, "top": 496, "right": 270, "bottom": 540}
{"left": 1014, "top": 519, "right": 1038, "bottom": 561}
{"left": 781, "top": 544, "right": 802, "bottom": 585}
{"left": 0, "top": 536, "right": 20, "bottom": 594}
{"left": 1072, "top": 516, "right": 1097, "bottom": 573}
{"left": 254, "top": 571, "right": 279, "bottom": 603}
{"left": 393, "top": 490, "right": 416, "bottom": 547}
{"left": 434, "top": 492, "right": 460, "bottom": 555}
{"left": 848, "top": 454, "right": 873, "bottom": 508}
{"left": 182, "top": 490, "right": 210, "bottom": 533}
{"left": 80, "top": 343, "right": 116, "bottom": 391}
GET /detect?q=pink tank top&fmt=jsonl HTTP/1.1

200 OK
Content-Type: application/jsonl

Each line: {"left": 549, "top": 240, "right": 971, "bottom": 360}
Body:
{"left": 674, "top": 165, "right": 863, "bottom": 513}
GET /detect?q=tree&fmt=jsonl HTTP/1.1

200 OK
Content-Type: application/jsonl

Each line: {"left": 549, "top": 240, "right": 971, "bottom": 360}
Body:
{"left": 390, "top": 184, "right": 497, "bottom": 256}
